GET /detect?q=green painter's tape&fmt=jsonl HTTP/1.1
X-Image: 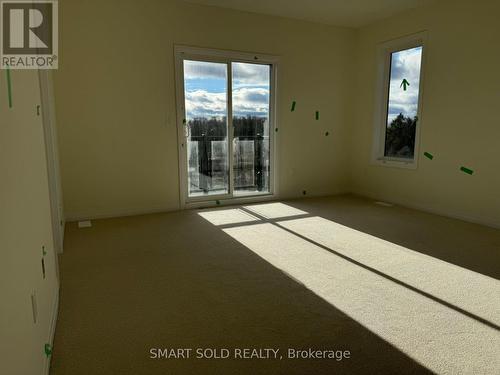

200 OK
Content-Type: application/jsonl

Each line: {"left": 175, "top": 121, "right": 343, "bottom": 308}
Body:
{"left": 6, "top": 68, "right": 12, "bottom": 108}
{"left": 460, "top": 166, "right": 473, "bottom": 175}
{"left": 315, "top": 111, "right": 319, "bottom": 120}
{"left": 424, "top": 152, "right": 433, "bottom": 160}
{"left": 291, "top": 101, "right": 296, "bottom": 112}
{"left": 44, "top": 344, "right": 52, "bottom": 357}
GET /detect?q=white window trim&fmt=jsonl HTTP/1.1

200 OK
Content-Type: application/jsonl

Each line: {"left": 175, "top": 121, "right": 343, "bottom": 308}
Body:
{"left": 174, "top": 45, "right": 280, "bottom": 209}
{"left": 371, "top": 31, "right": 428, "bottom": 169}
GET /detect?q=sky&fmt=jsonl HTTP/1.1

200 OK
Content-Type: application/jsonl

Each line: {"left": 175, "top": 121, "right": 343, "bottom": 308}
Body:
{"left": 184, "top": 60, "right": 270, "bottom": 119}
{"left": 386, "top": 46, "right": 423, "bottom": 125}
{"left": 183, "top": 48, "right": 421, "bottom": 123}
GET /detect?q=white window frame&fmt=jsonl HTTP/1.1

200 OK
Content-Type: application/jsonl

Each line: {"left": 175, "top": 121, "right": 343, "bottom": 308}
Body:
{"left": 174, "top": 45, "right": 279, "bottom": 209}
{"left": 371, "top": 32, "right": 427, "bottom": 169}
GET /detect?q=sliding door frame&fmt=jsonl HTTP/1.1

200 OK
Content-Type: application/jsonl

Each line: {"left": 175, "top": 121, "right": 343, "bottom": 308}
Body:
{"left": 174, "top": 45, "right": 279, "bottom": 209}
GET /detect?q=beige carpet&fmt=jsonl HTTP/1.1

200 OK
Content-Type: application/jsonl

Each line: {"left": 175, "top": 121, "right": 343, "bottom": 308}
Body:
{"left": 51, "top": 195, "right": 500, "bottom": 374}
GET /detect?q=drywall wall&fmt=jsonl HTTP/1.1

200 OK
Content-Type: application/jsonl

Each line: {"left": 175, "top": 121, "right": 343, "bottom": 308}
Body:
{"left": 54, "top": 0, "right": 499, "bottom": 227}
{"left": 0, "top": 70, "right": 59, "bottom": 374}
{"left": 350, "top": 0, "right": 500, "bottom": 227}
{"left": 53, "top": 0, "right": 356, "bottom": 220}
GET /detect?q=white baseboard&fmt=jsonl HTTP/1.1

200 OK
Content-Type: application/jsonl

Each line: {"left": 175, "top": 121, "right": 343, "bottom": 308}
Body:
{"left": 63, "top": 189, "right": 498, "bottom": 230}
{"left": 351, "top": 189, "right": 500, "bottom": 230}
{"left": 64, "top": 189, "right": 351, "bottom": 222}
{"left": 43, "top": 283, "right": 60, "bottom": 375}
{"left": 65, "top": 205, "right": 179, "bottom": 222}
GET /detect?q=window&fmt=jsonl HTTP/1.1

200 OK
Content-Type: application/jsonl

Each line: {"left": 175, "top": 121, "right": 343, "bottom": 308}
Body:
{"left": 175, "top": 46, "right": 277, "bottom": 206}
{"left": 373, "top": 33, "right": 426, "bottom": 168}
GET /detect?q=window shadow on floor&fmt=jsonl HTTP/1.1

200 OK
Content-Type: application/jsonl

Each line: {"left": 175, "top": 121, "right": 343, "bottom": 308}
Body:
{"left": 193, "top": 198, "right": 500, "bottom": 374}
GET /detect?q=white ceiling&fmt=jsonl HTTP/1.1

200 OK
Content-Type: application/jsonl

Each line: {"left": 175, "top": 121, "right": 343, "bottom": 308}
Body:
{"left": 183, "top": 0, "right": 436, "bottom": 28}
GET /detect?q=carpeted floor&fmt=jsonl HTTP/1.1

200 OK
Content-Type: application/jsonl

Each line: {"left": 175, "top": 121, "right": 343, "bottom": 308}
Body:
{"left": 50, "top": 195, "right": 500, "bottom": 374}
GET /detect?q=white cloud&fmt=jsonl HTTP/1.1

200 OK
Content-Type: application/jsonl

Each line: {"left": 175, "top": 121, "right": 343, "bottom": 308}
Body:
{"left": 233, "top": 87, "right": 269, "bottom": 116}
{"left": 183, "top": 61, "right": 270, "bottom": 118}
{"left": 185, "top": 90, "right": 227, "bottom": 118}
{"left": 387, "top": 47, "right": 422, "bottom": 124}
{"left": 185, "top": 87, "right": 269, "bottom": 119}
{"left": 184, "top": 61, "right": 270, "bottom": 86}
{"left": 233, "top": 63, "right": 270, "bottom": 86}
{"left": 184, "top": 60, "right": 226, "bottom": 80}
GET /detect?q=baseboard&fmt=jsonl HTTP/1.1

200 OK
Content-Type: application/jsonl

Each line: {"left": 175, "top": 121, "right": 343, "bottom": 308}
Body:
{"left": 43, "top": 283, "right": 60, "bottom": 375}
{"left": 64, "top": 189, "right": 351, "bottom": 223}
{"left": 65, "top": 190, "right": 498, "bottom": 229}
{"left": 350, "top": 189, "right": 500, "bottom": 230}
{"left": 65, "top": 205, "right": 180, "bottom": 222}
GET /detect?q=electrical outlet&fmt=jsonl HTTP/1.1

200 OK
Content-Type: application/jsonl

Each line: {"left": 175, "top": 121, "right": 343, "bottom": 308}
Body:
{"left": 78, "top": 220, "right": 92, "bottom": 228}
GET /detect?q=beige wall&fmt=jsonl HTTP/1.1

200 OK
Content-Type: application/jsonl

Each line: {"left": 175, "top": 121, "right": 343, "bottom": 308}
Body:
{"left": 350, "top": 0, "right": 500, "bottom": 227}
{"left": 0, "top": 70, "right": 59, "bottom": 374}
{"left": 55, "top": 0, "right": 500, "bottom": 228}
{"left": 54, "top": 0, "right": 356, "bottom": 220}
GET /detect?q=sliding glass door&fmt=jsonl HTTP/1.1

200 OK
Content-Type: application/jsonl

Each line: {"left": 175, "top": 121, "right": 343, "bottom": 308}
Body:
{"left": 232, "top": 62, "right": 271, "bottom": 196}
{"left": 176, "top": 47, "right": 276, "bottom": 204}
{"left": 183, "top": 60, "right": 229, "bottom": 197}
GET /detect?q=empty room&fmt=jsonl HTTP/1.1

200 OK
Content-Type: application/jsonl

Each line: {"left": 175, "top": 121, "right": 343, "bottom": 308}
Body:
{"left": 1, "top": 0, "right": 499, "bottom": 374}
